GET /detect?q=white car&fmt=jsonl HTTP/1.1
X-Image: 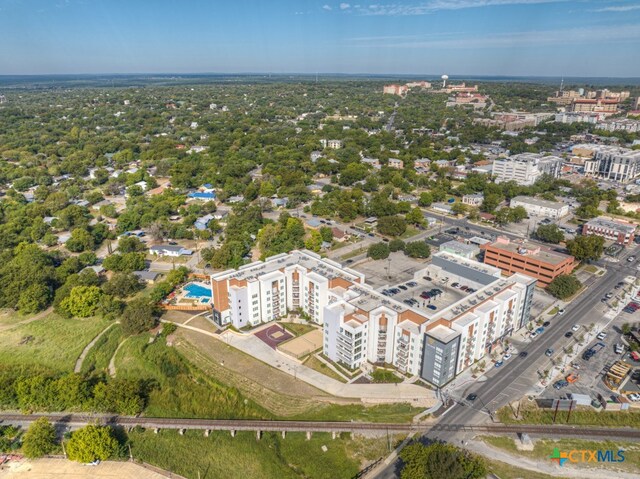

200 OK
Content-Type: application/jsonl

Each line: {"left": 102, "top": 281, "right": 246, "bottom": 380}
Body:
{"left": 629, "top": 394, "right": 640, "bottom": 402}
{"left": 557, "top": 308, "right": 566, "bottom": 315}
{"left": 628, "top": 256, "right": 636, "bottom": 263}
{"left": 530, "top": 331, "right": 538, "bottom": 339}
{"left": 503, "top": 353, "right": 512, "bottom": 361}
{"left": 597, "top": 332, "right": 608, "bottom": 340}
{"left": 571, "top": 324, "right": 580, "bottom": 332}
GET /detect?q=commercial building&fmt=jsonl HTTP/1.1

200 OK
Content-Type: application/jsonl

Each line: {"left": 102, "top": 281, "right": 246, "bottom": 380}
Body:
{"left": 439, "top": 240, "right": 480, "bottom": 259}
{"left": 492, "top": 153, "right": 563, "bottom": 185}
{"left": 481, "top": 237, "right": 576, "bottom": 287}
{"left": 509, "top": 196, "right": 569, "bottom": 219}
{"left": 581, "top": 145, "right": 640, "bottom": 183}
{"left": 569, "top": 99, "right": 619, "bottom": 115}
{"left": 582, "top": 218, "right": 636, "bottom": 246}
{"left": 210, "top": 250, "right": 536, "bottom": 387}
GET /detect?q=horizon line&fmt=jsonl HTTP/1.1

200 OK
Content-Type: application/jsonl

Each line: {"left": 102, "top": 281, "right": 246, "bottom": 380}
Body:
{"left": 1, "top": 72, "right": 640, "bottom": 80}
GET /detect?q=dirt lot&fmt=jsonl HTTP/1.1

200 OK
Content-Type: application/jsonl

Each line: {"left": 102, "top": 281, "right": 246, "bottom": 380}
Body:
{"left": 0, "top": 458, "right": 169, "bottom": 479}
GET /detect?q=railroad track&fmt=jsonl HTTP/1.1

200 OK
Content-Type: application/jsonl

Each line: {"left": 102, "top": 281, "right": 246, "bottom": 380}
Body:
{"left": 1, "top": 413, "right": 640, "bottom": 439}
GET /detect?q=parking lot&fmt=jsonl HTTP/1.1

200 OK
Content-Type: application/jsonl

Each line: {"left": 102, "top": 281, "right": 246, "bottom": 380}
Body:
{"left": 351, "top": 252, "right": 426, "bottom": 289}
{"left": 380, "top": 274, "right": 470, "bottom": 316}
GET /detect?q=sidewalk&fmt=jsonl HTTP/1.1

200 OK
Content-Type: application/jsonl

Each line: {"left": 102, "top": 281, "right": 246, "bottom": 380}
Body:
{"left": 221, "top": 330, "right": 436, "bottom": 407}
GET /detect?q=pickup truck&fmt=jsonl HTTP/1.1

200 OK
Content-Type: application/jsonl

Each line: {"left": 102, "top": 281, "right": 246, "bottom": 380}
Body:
{"left": 583, "top": 342, "right": 606, "bottom": 361}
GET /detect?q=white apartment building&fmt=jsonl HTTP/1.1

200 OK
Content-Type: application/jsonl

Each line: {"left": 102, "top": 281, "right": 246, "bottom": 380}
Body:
{"left": 462, "top": 193, "right": 484, "bottom": 207}
{"left": 510, "top": 196, "right": 569, "bottom": 219}
{"left": 582, "top": 145, "right": 640, "bottom": 183}
{"left": 211, "top": 250, "right": 536, "bottom": 386}
{"left": 388, "top": 158, "right": 404, "bottom": 169}
{"left": 492, "top": 153, "right": 563, "bottom": 185}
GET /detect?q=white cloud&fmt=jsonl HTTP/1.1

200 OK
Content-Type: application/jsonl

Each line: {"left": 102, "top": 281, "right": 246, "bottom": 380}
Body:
{"left": 323, "top": 4, "right": 332, "bottom": 10}
{"left": 349, "top": 23, "right": 640, "bottom": 48}
{"left": 590, "top": 4, "right": 640, "bottom": 12}
{"left": 351, "top": 0, "right": 568, "bottom": 16}
{"left": 340, "top": 2, "right": 351, "bottom": 9}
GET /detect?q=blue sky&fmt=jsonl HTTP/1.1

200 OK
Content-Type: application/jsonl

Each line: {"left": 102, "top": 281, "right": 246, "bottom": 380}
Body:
{"left": 1, "top": 0, "right": 639, "bottom": 76}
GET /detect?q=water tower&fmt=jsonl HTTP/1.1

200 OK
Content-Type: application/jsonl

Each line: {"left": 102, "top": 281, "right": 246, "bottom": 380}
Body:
{"left": 441, "top": 74, "right": 449, "bottom": 88}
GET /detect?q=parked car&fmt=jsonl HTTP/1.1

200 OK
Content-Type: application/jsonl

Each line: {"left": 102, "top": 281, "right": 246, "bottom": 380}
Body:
{"left": 466, "top": 393, "right": 478, "bottom": 401}
{"left": 503, "top": 353, "right": 512, "bottom": 361}
{"left": 557, "top": 308, "right": 565, "bottom": 315}
{"left": 564, "top": 331, "right": 573, "bottom": 338}
{"left": 597, "top": 332, "right": 607, "bottom": 340}
{"left": 628, "top": 256, "right": 636, "bottom": 262}
{"left": 571, "top": 324, "right": 580, "bottom": 332}
{"left": 535, "top": 327, "right": 545, "bottom": 335}
{"left": 529, "top": 332, "right": 538, "bottom": 339}
{"left": 495, "top": 360, "right": 504, "bottom": 368}
{"left": 426, "top": 304, "right": 437, "bottom": 310}
{"left": 545, "top": 348, "right": 554, "bottom": 357}
{"left": 554, "top": 380, "right": 569, "bottom": 389}
{"left": 543, "top": 321, "right": 551, "bottom": 327}
{"left": 615, "top": 344, "right": 624, "bottom": 354}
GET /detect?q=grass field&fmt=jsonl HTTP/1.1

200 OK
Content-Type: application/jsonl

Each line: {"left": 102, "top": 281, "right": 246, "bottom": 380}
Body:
{"left": 176, "top": 336, "right": 420, "bottom": 422}
{"left": 485, "top": 459, "right": 559, "bottom": 479}
{"left": 128, "top": 428, "right": 394, "bottom": 479}
{"left": 399, "top": 225, "right": 420, "bottom": 239}
{"left": 281, "top": 322, "right": 317, "bottom": 336}
{"left": 115, "top": 334, "right": 269, "bottom": 419}
{"left": 302, "top": 355, "right": 348, "bottom": 383}
{"left": 340, "top": 247, "right": 367, "bottom": 260}
{"left": 0, "top": 309, "right": 28, "bottom": 327}
{"left": 81, "top": 324, "right": 123, "bottom": 374}
{"left": 498, "top": 404, "right": 640, "bottom": 428}
{"left": 0, "top": 313, "right": 111, "bottom": 372}
{"left": 480, "top": 435, "right": 640, "bottom": 474}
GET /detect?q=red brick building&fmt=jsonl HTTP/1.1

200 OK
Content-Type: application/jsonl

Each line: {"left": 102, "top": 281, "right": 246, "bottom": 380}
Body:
{"left": 481, "top": 237, "right": 577, "bottom": 287}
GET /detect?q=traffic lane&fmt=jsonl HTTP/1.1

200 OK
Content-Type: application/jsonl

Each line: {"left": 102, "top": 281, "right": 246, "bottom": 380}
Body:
{"left": 435, "top": 265, "right": 621, "bottom": 435}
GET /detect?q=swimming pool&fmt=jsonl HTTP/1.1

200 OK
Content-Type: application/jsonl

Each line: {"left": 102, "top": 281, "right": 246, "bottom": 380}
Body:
{"left": 184, "top": 283, "right": 212, "bottom": 299}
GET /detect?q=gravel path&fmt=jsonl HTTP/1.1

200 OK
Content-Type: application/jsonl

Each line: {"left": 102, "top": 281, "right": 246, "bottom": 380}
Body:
{"left": 74, "top": 322, "right": 118, "bottom": 373}
{"left": 468, "top": 439, "right": 639, "bottom": 479}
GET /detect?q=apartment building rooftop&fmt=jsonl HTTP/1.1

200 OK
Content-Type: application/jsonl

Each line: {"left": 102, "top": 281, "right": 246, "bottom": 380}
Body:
{"left": 212, "top": 250, "right": 364, "bottom": 284}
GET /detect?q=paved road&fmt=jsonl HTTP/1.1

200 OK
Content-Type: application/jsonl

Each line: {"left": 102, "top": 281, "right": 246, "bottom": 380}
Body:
{"left": 374, "top": 244, "right": 640, "bottom": 478}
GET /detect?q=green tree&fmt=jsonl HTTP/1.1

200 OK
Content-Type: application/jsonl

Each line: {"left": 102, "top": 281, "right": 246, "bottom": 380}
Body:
{"left": 120, "top": 298, "right": 158, "bottom": 336}
{"left": 566, "top": 235, "right": 605, "bottom": 262}
{"left": 368, "top": 243, "right": 390, "bottom": 260}
{"left": 60, "top": 286, "right": 103, "bottom": 318}
{"left": 405, "top": 208, "right": 425, "bottom": 226}
{"left": 319, "top": 226, "right": 333, "bottom": 243}
{"left": 451, "top": 202, "right": 468, "bottom": 216}
{"left": 17, "top": 283, "right": 52, "bottom": 314}
{"left": 509, "top": 205, "right": 528, "bottom": 223}
{"left": 377, "top": 216, "right": 407, "bottom": 237}
{"left": 117, "top": 236, "right": 146, "bottom": 253}
{"left": 65, "top": 228, "right": 95, "bottom": 253}
{"left": 22, "top": 418, "right": 57, "bottom": 458}
{"left": 389, "top": 239, "right": 406, "bottom": 252}
{"left": 418, "top": 192, "right": 433, "bottom": 207}
{"left": 102, "top": 273, "right": 143, "bottom": 298}
{"left": 399, "top": 442, "right": 486, "bottom": 479}
{"left": 66, "top": 424, "right": 118, "bottom": 463}
{"left": 535, "top": 224, "right": 565, "bottom": 244}
{"left": 304, "top": 230, "right": 323, "bottom": 252}
{"left": 405, "top": 242, "right": 431, "bottom": 259}
{"left": 546, "top": 275, "right": 582, "bottom": 300}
